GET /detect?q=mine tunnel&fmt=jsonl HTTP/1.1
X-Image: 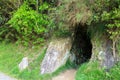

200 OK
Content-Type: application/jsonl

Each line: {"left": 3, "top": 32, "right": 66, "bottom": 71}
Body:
{"left": 70, "top": 24, "right": 92, "bottom": 66}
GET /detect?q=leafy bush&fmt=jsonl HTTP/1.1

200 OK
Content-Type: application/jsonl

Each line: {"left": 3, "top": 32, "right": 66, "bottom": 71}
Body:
{"left": 8, "top": 2, "right": 52, "bottom": 46}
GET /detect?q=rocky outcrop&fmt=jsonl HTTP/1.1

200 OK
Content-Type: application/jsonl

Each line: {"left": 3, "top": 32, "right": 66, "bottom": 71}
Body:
{"left": 91, "top": 34, "right": 115, "bottom": 71}
{"left": 40, "top": 38, "right": 72, "bottom": 74}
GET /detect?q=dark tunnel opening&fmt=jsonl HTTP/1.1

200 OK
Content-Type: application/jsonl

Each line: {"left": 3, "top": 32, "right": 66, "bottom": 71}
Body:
{"left": 70, "top": 24, "right": 92, "bottom": 66}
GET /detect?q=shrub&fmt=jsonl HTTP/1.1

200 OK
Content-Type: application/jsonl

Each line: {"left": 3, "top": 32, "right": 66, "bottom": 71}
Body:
{"left": 8, "top": 2, "right": 52, "bottom": 46}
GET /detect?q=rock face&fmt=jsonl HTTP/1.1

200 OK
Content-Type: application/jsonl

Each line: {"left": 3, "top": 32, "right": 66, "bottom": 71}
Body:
{"left": 40, "top": 38, "right": 72, "bottom": 74}
{"left": 19, "top": 57, "right": 28, "bottom": 71}
{"left": 91, "top": 34, "right": 115, "bottom": 70}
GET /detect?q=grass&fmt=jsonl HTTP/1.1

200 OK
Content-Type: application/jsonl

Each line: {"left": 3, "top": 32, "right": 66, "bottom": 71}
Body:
{"left": 0, "top": 42, "right": 24, "bottom": 73}
{"left": 0, "top": 42, "right": 50, "bottom": 80}
{"left": 75, "top": 62, "right": 120, "bottom": 80}
{"left": 0, "top": 42, "right": 74, "bottom": 80}
{"left": 1, "top": 42, "right": 120, "bottom": 80}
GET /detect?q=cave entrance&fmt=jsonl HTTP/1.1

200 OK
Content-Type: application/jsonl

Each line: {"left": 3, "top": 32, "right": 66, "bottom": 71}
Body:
{"left": 70, "top": 24, "right": 92, "bottom": 66}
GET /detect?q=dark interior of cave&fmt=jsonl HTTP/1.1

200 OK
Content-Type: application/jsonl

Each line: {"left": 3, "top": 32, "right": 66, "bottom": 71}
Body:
{"left": 70, "top": 24, "right": 92, "bottom": 66}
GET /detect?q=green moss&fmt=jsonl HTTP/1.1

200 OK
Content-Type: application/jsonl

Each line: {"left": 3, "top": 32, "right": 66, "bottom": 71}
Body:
{"left": 87, "top": 23, "right": 106, "bottom": 39}
{"left": 116, "top": 41, "right": 120, "bottom": 56}
{"left": 54, "top": 29, "right": 72, "bottom": 38}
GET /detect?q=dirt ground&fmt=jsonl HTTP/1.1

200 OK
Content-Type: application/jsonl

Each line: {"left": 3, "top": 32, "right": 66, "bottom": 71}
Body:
{"left": 52, "top": 69, "right": 76, "bottom": 80}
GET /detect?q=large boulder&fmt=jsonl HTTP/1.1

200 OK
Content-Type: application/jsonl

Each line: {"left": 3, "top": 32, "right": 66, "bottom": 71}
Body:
{"left": 40, "top": 38, "right": 72, "bottom": 74}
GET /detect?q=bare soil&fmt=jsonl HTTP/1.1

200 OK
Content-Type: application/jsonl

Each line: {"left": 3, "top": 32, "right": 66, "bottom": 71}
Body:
{"left": 52, "top": 69, "right": 76, "bottom": 80}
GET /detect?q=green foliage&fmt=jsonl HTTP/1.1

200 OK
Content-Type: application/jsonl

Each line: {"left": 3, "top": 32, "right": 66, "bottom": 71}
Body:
{"left": 0, "top": 0, "right": 20, "bottom": 41}
{"left": 117, "top": 41, "right": 120, "bottom": 56}
{"left": 88, "top": 0, "right": 120, "bottom": 56}
{"left": 76, "top": 62, "right": 120, "bottom": 80}
{"left": 101, "top": 8, "right": 120, "bottom": 40}
{"left": 39, "top": 3, "right": 49, "bottom": 11}
{"left": 90, "top": 0, "right": 120, "bottom": 40}
{"left": 8, "top": 2, "right": 52, "bottom": 46}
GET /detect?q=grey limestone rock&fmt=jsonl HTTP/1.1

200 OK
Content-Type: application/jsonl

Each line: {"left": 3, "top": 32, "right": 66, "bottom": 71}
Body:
{"left": 40, "top": 38, "right": 72, "bottom": 74}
